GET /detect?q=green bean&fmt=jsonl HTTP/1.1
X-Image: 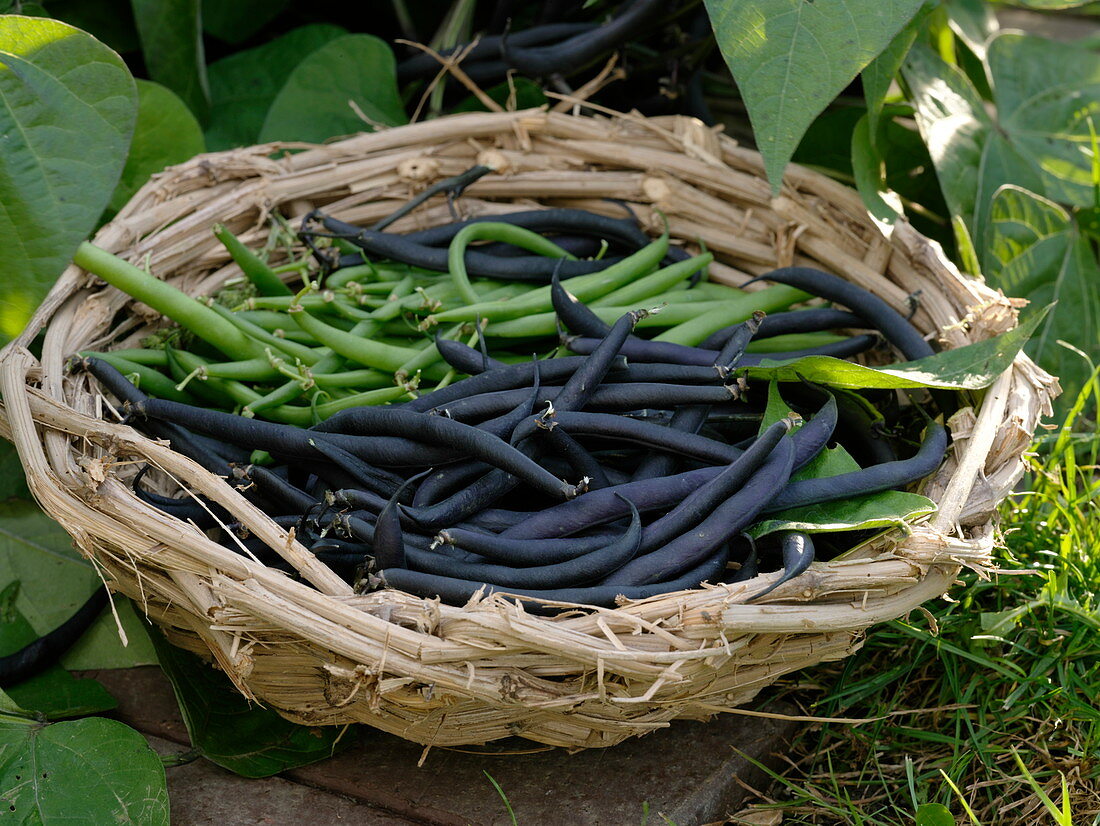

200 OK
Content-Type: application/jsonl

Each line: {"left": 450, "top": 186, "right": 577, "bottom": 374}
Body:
{"left": 686, "top": 281, "right": 753, "bottom": 300}
{"left": 324, "top": 263, "right": 380, "bottom": 288}
{"left": 653, "top": 285, "right": 813, "bottom": 345}
{"left": 242, "top": 277, "right": 420, "bottom": 416}
{"left": 82, "top": 351, "right": 197, "bottom": 404}
{"left": 95, "top": 348, "right": 169, "bottom": 367}
{"left": 307, "top": 369, "right": 393, "bottom": 389}
{"left": 426, "top": 228, "right": 669, "bottom": 325}
{"left": 745, "top": 332, "right": 845, "bottom": 353}
{"left": 206, "top": 302, "right": 323, "bottom": 364}
{"left": 591, "top": 253, "right": 713, "bottom": 307}
{"left": 166, "top": 348, "right": 255, "bottom": 409}
{"left": 266, "top": 384, "right": 414, "bottom": 426}
{"left": 213, "top": 224, "right": 293, "bottom": 297}
{"left": 448, "top": 222, "right": 577, "bottom": 304}
{"left": 73, "top": 242, "right": 266, "bottom": 362}
{"left": 289, "top": 305, "right": 431, "bottom": 374}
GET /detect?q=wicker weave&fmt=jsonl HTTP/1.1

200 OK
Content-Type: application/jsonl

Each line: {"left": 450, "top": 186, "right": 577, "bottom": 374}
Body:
{"left": 0, "top": 109, "right": 1057, "bottom": 749}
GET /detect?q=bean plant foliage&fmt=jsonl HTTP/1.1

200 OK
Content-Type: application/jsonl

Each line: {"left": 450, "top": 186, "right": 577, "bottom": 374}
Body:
{"left": 0, "top": 0, "right": 1097, "bottom": 819}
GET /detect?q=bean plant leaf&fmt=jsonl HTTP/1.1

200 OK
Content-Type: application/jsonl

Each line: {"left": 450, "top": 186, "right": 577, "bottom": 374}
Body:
{"left": 130, "top": 0, "right": 209, "bottom": 122}
{"left": 0, "top": 443, "right": 30, "bottom": 501}
{"left": 258, "top": 34, "right": 407, "bottom": 144}
{"left": 109, "top": 79, "right": 205, "bottom": 214}
{"left": 742, "top": 305, "right": 1049, "bottom": 390}
{"left": 987, "top": 32, "right": 1100, "bottom": 207}
{"left": 0, "top": 500, "right": 156, "bottom": 669}
{"left": 851, "top": 114, "right": 903, "bottom": 233}
{"left": 904, "top": 33, "right": 1100, "bottom": 257}
{"left": 205, "top": 23, "right": 346, "bottom": 151}
{"left": 862, "top": 5, "right": 929, "bottom": 144}
{"left": 945, "top": 0, "right": 997, "bottom": 59}
{"left": 150, "top": 627, "right": 349, "bottom": 778}
{"left": 201, "top": 0, "right": 289, "bottom": 45}
{"left": 703, "top": 0, "right": 925, "bottom": 191}
{"left": 0, "top": 715, "right": 169, "bottom": 824}
{"left": 987, "top": 185, "right": 1100, "bottom": 407}
{"left": 0, "top": 583, "right": 117, "bottom": 719}
{"left": 0, "top": 15, "right": 136, "bottom": 344}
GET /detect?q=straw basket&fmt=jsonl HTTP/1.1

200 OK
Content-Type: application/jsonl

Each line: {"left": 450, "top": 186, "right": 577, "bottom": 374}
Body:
{"left": 0, "top": 109, "right": 1058, "bottom": 749}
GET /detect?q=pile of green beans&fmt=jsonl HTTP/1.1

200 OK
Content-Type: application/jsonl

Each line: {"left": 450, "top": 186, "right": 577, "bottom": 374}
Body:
{"left": 70, "top": 206, "right": 948, "bottom": 615}
{"left": 74, "top": 208, "right": 830, "bottom": 426}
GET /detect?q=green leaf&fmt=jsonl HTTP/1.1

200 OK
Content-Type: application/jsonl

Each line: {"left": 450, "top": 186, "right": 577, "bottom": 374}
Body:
{"left": 0, "top": 716, "right": 168, "bottom": 823}
{"left": 944, "top": 0, "right": 997, "bottom": 59}
{"left": 742, "top": 305, "right": 1050, "bottom": 390}
{"left": 987, "top": 32, "right": 1100, "bottom": 207}
{"left": 0, "top": 442, "right": 30, "bottom": 501}
{"left": 863, "top": 5, "right": 929, "bottom": 144}
{"left": 905, "top": 33, "right": 1100, "bottom": 255}
{"left": 0, "top": 583, "right": 117, "bottom": 719}
{"left": 258, "top": 34, "right": 407, "bottom": 144}
{"left": 150, "top": 627, "right": 349, "bottom": 778}
{"left": 130, "top": 0, "right": 208, "bottom": 122}
{"left": 60, "top": 599, "right": 156, "bottom": 670}
{"left": 915, "top": 802, "right": 956, "bottom": 826}
{"left": 851, "top": 114, "right": 903, "bottom": 233}
{"left": 201, "top": 0, "right": 289, "bottom": 44}
{"left": 0, "top": 499, "right": 156, "bottom": 669}
{"left": 108, "top": 79, "right": 205, "bottom": 214}
{"left": 987, "top": 185, "right": 1100, "bottom": 407}
{"left": 205, "top": 23, "right": 346, "bottom": 151}
{"left": 703, "top": 0, "right": 925, "bottom": 191}
{"left": 750, "top": 489, "right": 936, "bottom": 537}
{"left": 902, "top": 40, "right": 995, "bottom": 241}
{"left": 0, "top": 16, "right": 136, "bottom": 344}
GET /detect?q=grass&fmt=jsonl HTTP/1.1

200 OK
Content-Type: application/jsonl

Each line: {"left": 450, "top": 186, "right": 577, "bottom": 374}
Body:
{"left": 736, "top": 371, "right": 1100, "bottom": 826}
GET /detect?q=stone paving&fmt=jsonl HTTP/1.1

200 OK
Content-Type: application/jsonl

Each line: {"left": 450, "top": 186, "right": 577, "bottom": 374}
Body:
{"left": 82, "top": 667, "right": 796, "bottom": 825}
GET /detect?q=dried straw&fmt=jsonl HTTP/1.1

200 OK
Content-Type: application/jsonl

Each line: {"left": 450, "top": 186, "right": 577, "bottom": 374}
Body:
{"left": 0, "top": 109, "right": 1057, "bottom": 748}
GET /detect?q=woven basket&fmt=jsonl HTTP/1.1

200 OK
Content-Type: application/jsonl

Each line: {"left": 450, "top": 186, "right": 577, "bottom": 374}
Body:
{"left": 0, "top": 109, "right": 1058, "bottom": 749}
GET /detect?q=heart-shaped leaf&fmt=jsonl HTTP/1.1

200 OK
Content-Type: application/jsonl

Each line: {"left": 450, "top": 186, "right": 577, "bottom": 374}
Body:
{"left": 205, "top": 23, "right": 346, "bottom": 151}
{"left": 904, "top": 32, "right": 1100, "bottom": 252}
{"left": 0, "top": 714, "right": 168, "bottom": 824}
{"left": 703, "top": 0, "right": 924, "bottom": 190}
{"left": 258, "top": 34, "right": 406, "bottom": 144}
{"left": 0, "top": 15, "right": 136, "bottom": 343}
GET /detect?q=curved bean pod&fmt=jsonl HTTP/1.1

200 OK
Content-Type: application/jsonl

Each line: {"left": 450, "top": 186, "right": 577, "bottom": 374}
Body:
{"left": 603, "top": 438, "right": 795, "bottom": 586}
{"left": 764, "top": 421, "right": 948, "bottom": 511}
{"left": 376, "top": 547, "right": 727, "bottom": 612}
{"left": 0, "top": 589, "right": 108, "bottom": 687}
{"left": 746, "top": 531, "right": 815, "bottom": 601}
